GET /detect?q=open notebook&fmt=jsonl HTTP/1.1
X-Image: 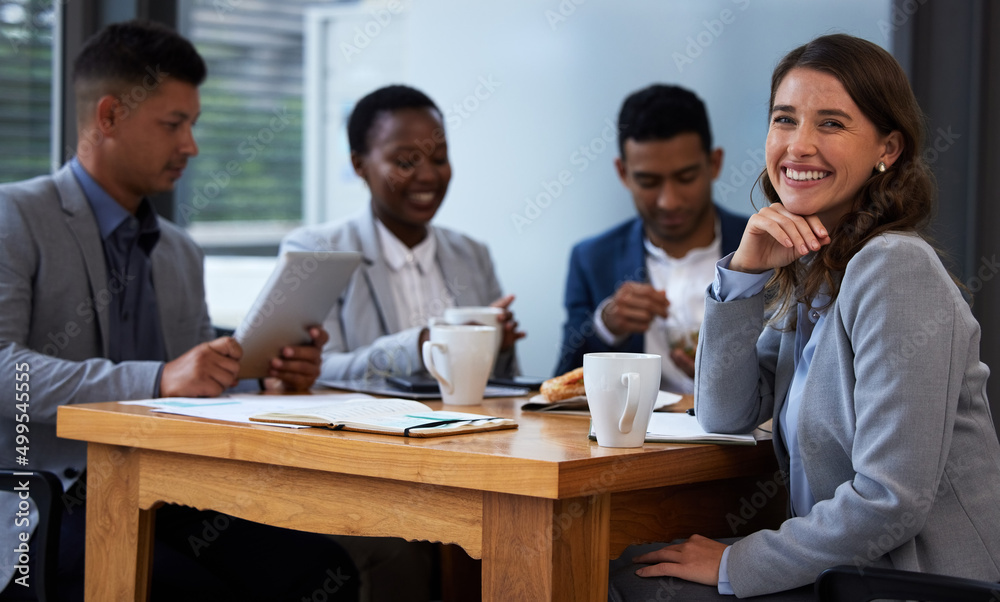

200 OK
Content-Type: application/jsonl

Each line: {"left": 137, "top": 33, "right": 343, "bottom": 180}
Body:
{"left": 249, "top": 397, "right": 517, "bottom": 437}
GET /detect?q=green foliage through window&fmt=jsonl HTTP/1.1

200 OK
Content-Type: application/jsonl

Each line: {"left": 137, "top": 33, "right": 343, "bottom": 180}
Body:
{"left": 0, "top": 0, "right": 53, "bottom": 184}
{"left": 176, "top": 0, "right": 339, "bottom": 226}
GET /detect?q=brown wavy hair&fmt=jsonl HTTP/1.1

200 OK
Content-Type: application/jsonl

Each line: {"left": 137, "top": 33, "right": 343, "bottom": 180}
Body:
{"left": 759, "top": 34, "right": 937, "bottom": 323}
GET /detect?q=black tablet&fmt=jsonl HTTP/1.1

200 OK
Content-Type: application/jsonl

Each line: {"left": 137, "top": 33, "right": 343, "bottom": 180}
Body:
{"left": 487, "top": 375, "right": 548, "bottom": 390}
{"left": 385, "top": 374, "right": 442, "bottom": 394}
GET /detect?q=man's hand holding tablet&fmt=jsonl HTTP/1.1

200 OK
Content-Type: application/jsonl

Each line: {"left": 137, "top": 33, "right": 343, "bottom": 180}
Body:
{"left": 261, "top": 325, "right": 329, "bottom": 392}
{"left": 161, "top": 336, "right": 243, "bottom": 397}
{"left": 234, "top": 251, "right": 363, "bottom": 381}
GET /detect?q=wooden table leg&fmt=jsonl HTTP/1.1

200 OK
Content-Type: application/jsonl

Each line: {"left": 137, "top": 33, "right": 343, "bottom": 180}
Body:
{"left": 85, "top": 444, "right": 154, "bottom": 601}
{"left": 482, "top": 492, "right": 610, "bottom": 602}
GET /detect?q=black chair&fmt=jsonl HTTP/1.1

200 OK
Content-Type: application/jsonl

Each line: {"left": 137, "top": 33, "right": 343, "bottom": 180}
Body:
{"left": 815, "top": 565, "right": 1000, "bottom": 602}
{"left": 0, "top": 470, "right": 63, "bottom": 602}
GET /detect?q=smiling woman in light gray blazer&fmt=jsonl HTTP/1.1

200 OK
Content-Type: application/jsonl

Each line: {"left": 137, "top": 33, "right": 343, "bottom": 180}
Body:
{"left": 609, "top": 34, "right": 1000, "bottom": 601}
{"left": 282, "top": 85, "right": 521, "bottom": 384}
{"left": 281, "top": 84, "right": 523, "bottom": 602}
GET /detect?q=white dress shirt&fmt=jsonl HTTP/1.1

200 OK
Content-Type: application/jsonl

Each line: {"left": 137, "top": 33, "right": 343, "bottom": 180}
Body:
{"left": 593, "top": 222, "right": 722, "bottom": 393}
{"left": 375, "top": 219, "right": 454, "bottom": 329}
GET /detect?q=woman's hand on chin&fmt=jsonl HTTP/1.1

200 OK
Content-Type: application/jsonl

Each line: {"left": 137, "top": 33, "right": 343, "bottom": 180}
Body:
{"left": 730, "top": 204, "right": 831, "bottom": 273}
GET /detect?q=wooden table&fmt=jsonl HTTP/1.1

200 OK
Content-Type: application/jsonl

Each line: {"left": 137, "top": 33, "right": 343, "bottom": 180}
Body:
{"left": 56, "top": 394, "right": 785, "bottom": 601}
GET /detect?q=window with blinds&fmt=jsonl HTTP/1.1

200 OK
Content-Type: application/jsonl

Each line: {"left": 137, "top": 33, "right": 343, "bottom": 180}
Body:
{"left": 177, "top": 0, "right": 351, "bottom": 250}
{"left": 0, "top": 0, "right": 54, "bottom": 184}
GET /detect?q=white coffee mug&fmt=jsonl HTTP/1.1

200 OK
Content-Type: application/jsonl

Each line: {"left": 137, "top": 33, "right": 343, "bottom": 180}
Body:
{"left": 421, "top": 324, "right": 497, "bottom": 405}
{"left": 583, "top": 352, "right": 661, "bottom": 447}
{"left": 442, "top": 306, "right": 504, "bottom": 358}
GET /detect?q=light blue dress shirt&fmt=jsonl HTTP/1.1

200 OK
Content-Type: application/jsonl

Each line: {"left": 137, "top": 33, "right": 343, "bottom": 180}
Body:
{"left": 710, "top": 252, "right": 821, "bottom": 595}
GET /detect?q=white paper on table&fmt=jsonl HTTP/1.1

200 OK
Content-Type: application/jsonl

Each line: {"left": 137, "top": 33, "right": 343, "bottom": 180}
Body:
{"left": 643, "top": 412, "right": 757, "bottom": 444}
{"left": 120, "top": 392, "right": 377, "bottom": 428}
{"left": 589, "top": 411, "right": 757, "bottom": 445}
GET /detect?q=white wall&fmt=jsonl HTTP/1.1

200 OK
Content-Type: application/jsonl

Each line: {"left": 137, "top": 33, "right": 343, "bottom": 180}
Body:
{"left": 308, "top": 0, "right": 891, "bottom": 376}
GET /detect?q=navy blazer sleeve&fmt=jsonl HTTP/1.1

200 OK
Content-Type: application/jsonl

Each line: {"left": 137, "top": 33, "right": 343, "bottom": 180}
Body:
{"left": 553, "top": 204, "right": 748, "bottom": 376}
{"left": 554, "top": 219, "right": 646, "bottom": 376}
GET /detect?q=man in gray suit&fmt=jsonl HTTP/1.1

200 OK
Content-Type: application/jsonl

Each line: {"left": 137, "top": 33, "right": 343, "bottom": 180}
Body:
{"left": 0, "top": 20, "right": 356, "bottom": 601}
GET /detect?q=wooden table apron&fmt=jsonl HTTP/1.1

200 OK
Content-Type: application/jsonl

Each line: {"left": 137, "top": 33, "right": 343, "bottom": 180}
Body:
{"left": 56, "top": 398, "right": 784, "bottom": 602}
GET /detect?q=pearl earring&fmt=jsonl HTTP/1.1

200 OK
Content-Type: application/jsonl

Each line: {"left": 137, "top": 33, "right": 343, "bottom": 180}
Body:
{"left": 876, "top": 161, "right": 887, "bottom": 173}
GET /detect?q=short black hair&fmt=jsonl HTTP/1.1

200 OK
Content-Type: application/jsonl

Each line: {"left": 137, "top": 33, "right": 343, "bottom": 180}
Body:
{"left": 72, "top": 19, "right": 206, "bottom": 120}
{"left": 347, "top": 85, "right": 441, "bottom": 155}
{"left": 617, "top": 84, "right": 713, "bottom": 159}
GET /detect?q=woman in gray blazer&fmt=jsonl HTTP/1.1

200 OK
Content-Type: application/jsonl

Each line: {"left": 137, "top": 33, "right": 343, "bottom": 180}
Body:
{"left": 282, "top": 85, "right": 522, "bottom": 383}
{"left": 282, "top": 84, "right": 524, "bottom": 602}
{"left": 609, "top": 34, "right": 1000, "bottom": 601}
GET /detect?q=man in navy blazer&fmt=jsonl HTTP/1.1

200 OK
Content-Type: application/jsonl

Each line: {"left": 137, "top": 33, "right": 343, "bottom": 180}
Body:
{"left": 555, "top": 85, "right": 748, "bottom": 393}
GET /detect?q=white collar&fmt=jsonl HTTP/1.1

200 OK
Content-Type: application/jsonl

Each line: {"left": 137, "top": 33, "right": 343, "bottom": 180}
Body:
{"left": 375, "top": 218, "right": 437, "bottom": 274}
{"left": 643, "top": 217, "right": 723, "bottom": 263}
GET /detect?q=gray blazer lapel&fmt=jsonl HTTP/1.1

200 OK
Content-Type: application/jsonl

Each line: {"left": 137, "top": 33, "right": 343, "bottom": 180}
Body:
{"left": 53, "top": 165, "right": 111, "bottom": 356}
{"left": 355, "top": 211, "right": 402, "bottom": 334}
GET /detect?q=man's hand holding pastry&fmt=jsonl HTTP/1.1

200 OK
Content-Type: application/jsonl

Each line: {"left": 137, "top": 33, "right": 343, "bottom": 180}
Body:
{"left": 602, "top": 282, "right": 668, "bottom": 336}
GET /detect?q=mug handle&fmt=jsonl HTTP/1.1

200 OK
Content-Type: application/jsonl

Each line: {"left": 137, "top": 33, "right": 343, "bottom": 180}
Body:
{"left": 618, "top": 372, "right": 640, "bottom": 434}
{"left": 421, "top": 341, "right": 453, "bottom": 394}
